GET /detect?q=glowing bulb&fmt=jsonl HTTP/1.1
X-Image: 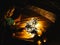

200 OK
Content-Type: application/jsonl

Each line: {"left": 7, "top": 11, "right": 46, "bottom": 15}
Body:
{"left": 37, "top": 40, "right": 41, "bottom": 45}
{"left": 43, "top": 39, "right": 46, "bottom": 42}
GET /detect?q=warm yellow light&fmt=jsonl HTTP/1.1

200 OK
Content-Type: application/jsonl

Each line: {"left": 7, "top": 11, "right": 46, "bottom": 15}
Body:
{"left": 13, "top": 17, "right": 48, "bottom": 40}
{"left": 35, "top": 21, "right": 46, "bottom": 36}
{"left": 14, "top": 30, "right": 35, "bottom": 39}
{"left": 37, "top": 30, "right": 42, "bottom": 37}
{"left": 19, "top": 23, "right": 26, "bottom": 28}
{"left": 43, "top": 39, "right": 46, "bottom": 42}
{"left": 37, "top": 40, "right": 41, "bottom": 45}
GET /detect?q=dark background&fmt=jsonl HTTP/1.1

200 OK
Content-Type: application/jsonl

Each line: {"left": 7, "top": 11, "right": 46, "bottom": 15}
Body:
{"left": 0, "top": 0, "right": 60, "bottom": 45}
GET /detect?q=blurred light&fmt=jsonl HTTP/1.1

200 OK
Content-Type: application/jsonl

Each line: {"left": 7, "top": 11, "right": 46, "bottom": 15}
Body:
{"left": 28, "top": 6, "right": 56, "bottom": 23}
{"left": 43, "top": 39, "right": 46, "bottom": 43}
{"left": 12, "top": 17, "right": 48, "bottom": 40}
{"left": 37, "top": 40, "right": 41, "bottom": 45}
{"left": 5, "top": 8, "right": 15, "bottom": 18}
